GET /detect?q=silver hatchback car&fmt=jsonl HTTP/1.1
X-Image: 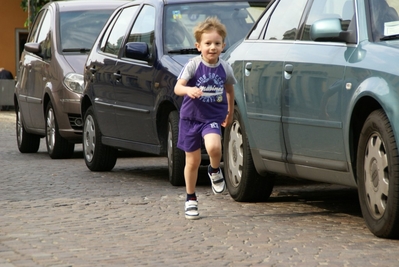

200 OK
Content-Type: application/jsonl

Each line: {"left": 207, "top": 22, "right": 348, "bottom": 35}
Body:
{"left": 14, "top": 0, "right": 127, "bottom": 158}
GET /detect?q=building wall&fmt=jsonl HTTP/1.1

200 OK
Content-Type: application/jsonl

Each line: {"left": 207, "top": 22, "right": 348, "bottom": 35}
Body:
{"left": 0, "top": 0, "right": 28, "bottom": 78}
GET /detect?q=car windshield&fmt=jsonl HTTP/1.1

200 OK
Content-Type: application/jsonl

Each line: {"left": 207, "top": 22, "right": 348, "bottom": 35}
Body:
{"left": 59, "top": 10, "right": 114, "bottom": 53}
{"left": 163, "top": 1, "right": 266, "bottom": 54}
{"left": 369, "top": 0, "right": 399, "bottom": 41}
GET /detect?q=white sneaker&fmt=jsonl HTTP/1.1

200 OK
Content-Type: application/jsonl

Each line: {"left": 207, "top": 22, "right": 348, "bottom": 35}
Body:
{"left": 208, "top": 166, "right": 226, "bottom": 194}
{"left": 185, "top": 200, "right": 199, "bottom": 220}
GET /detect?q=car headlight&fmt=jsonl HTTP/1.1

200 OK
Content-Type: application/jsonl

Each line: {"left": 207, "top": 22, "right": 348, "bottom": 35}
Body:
{"left": 64, "top": 73, "right": 84, "bottom": 94}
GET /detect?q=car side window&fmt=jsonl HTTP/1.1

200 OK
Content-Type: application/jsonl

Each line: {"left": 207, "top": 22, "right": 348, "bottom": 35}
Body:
{"left": 301, "top": 0, "right": 355, "bottom": 41}
{"left": 248, "top": 1, "right": 277, "bottom": 40}
{"left": 124, "top": 5, "right": 155, "bottom": 61}
{"left": 36, "top": 10, "right": 52, "bottom": 59}
{"left": 100, "top": 10, "right": 121, "bottom": 52}
{"left": 103, "top": 6, "right": 138, "bottom": 56}
{"left": 264, "top": 0, "right": 307, "bottom": 40}
{"left": 27, "top": 10, "right": 46, "bottom": 43}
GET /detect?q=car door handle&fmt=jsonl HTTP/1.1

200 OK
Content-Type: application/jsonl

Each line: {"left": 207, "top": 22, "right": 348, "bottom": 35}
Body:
{"left": 245, "top": 62, "right": 252, "bottom": 76}
{"left": 245, "top": 62, "right": 252, "bottom": 71}
{"left": 113, "top": 72, "right": 122, "bottom": 81}
{"left": 284, "top": 64, "right": 293, "bottom": 74}
{"left": 284, "top": 64, "right": 293, "bottom": 79}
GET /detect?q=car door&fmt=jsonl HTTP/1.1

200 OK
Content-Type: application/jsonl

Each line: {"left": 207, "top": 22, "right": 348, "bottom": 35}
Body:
{"left": 29, "top": 8, "right": 52, "bottom": 130}
{"left": 17, "top": 10, "right": 45, "bottom": 129}
{"left": 19, "top": 9, "right": 50, "bottom": 130}
{"left": 90, "top": 6, "right": 138, "bottom": 137}
{"left": 114, "top": 5, "right": 158, "bottom": 143}
{"left": 282, "top": 0, "right": 355, "bottom": 172}
{"left": 242, "top": 0, "right": 308, "bottom": 170}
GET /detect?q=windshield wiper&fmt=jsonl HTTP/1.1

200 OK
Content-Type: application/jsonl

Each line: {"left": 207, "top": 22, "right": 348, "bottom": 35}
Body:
{"left": 62, "top": 48, "right": 91, "bottom": 53}
{"left": 380, "top": 34, "right": 399, "bottom": 41}
{"left": 168, "top": 48, "right": 201, "bottom": 54}
{"left": 167, "top": 48, "right": 228, "bottom": 54}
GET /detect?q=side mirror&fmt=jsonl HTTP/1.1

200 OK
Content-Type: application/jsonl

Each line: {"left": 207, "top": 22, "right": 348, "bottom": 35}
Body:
{"left": 310, "top": 18, "right": 356, "bottom": 43}
{"left": 125, "top": 42, "right": 149, "bottom": 61}
{"left": 24, "top": 42, "right": 41, "bottom": 54}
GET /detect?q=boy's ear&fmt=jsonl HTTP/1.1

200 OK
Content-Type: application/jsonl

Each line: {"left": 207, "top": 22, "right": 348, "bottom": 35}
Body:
{"left": 195, "top": 42, "right": 200, "bottom": 51}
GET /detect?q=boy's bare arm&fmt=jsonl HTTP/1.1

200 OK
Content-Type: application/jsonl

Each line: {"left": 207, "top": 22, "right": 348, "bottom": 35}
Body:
{"left": 174, "top": 79, "right": 203, "bottom": 99}
{"left": 222, "top": 83, "right": 235, "bottom": 127}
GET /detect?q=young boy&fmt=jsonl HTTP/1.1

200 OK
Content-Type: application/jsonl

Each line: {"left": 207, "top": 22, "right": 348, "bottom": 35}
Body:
{"left": 174, "top": 17, "right": 236, "bottom": 220}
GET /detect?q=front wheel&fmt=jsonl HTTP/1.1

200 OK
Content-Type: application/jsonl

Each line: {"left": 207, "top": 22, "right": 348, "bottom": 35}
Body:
{"left": 223, "top": 107, "right": 274, "bottom": 202}
{"left": 45, "top": 102, "right": 74, "bottom": 159}
{"left": 167, "top": 111, "right": 185, "bottom": 186}
{"left": 357, "top": 109, "right": 399, "bottom": 239}
{"left": 83, "top": 106, "right": 117, "bottom": 171}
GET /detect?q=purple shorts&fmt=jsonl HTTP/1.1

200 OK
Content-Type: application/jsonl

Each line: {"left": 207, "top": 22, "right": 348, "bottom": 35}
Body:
{"left": 177, "top": 119, "right": 222, "bottom": 152}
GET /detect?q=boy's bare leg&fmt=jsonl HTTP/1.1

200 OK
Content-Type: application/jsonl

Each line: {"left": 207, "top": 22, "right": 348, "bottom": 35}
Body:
{"left": 184, "top": 149, "right": 201, "bottom": 194}
{"left": 204, "top": 133, "right": 222, "bottom": 168}
{"left": 184, "top": 149, "right": 201, "bottom": 220}
{"left": 204, "top": 133, "right": 225, "bottom": 194}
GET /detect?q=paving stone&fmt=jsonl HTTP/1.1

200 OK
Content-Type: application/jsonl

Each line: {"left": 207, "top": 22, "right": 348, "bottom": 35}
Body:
{"left": 1, "top": 111, "right": 399, "bottom": 266}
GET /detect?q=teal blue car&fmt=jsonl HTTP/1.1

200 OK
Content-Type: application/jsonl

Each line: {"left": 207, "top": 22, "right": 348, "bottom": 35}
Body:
{"left": 223, "top": 0, "right": 399, "bottom": 239}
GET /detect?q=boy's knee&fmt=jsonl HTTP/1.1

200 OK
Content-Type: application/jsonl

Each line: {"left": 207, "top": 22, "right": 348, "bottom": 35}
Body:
{"left": 185, "top": 156, "right": 201, "bottom": 169}
{"left": 207, "top": 145, "right": 221, "bottom": 157}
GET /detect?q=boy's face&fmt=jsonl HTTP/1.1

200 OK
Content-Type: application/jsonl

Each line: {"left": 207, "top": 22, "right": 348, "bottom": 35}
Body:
{"left": 195, "top": 30, "right": 225, "bottom": 65}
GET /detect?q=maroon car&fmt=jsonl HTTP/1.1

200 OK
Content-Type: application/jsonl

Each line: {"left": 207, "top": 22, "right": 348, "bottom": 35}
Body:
{"left": 14, "top": 0, "right": 128, "bottom": 158}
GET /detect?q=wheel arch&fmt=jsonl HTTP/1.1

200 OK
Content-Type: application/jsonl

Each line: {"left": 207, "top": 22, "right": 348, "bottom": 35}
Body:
{"left": 13, "top": 93, "right": 22, "bottom": 121}
{"left": 349, "top": 96, "right": 382, "bottom": 183}
{"left": 42, "top": 93, "right": 52, "bottom": 118}
{"left": 232, "top": 83, "right": 257, "bottom": 148}
{"left": 156, "top": 100, "right": 178, "bottom": 156}
{"left": 80, "top": 95, "right": 93, "bottom": 120}
{"left": 13, "top": 93, "right": 19, "bottom": 111}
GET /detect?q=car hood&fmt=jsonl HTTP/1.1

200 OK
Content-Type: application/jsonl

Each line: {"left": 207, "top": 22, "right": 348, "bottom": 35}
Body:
{"left": 163, "top": 54, "right": 198, "bottom": 76}
{"left": 169, "top": 54, "right": 197, "bottom": 67}
{"left": 167, "top": 53, "right": 227, "bottom": 72}
{"left": 63, "top": 54, "right": 88, "bottom": 74}
{"left": 381, "top": 40, "right": 399, "bottom": 49}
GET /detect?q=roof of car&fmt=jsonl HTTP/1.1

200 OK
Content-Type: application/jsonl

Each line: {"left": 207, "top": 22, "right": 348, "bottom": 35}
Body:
{"left": 163, "top": 0, "right": 269, "bottom": 3}
{"left": 45, "top": 0, "right": 130, "bottom": 11}
{"left": 113, "top": 0, "right": 270, "bottom": 6}
{"left": 114, "top": 0, "right": 270, "bottom": 11}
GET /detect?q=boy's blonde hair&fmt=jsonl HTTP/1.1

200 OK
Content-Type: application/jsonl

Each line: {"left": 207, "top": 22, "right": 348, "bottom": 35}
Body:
{"left": 193, "top": 17, "right": 227, "bottom": 42}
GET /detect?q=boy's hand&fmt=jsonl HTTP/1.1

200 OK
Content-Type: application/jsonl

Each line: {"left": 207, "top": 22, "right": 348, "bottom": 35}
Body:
{"left": 187, "top": 87, "right": 203, "bottom": 99}
{"left": 221, "top": 113, "right": 233, "bottom": 127}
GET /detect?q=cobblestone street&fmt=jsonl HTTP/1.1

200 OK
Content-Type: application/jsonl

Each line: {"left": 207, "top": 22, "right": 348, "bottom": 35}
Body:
{"left": 1, "top": 111, "right": 399, "bottom": 266}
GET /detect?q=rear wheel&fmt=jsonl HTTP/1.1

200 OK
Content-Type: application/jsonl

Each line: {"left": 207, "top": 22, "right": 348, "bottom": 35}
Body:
{"left": 223, "top": 107, "right": 274, "bottom": 202}
{"left": 16, "top": 106, "right": 40, "bottom": 153}
{"left": 46, "top": 102, "right": 74, "bottom": 159}
{"left": 83, "top": 106, "right": 117, "bottom": 171}
{"left": 357, "top": 109, "right": 399, "bottom": 239}
{"left": 167, "top": 110, "right": 185, "bottom": 186}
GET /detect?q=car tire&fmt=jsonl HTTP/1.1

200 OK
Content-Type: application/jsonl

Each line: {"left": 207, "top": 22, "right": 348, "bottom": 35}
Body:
{"left": 167, "top": 110, "right": 185, "bottom": 186}
{"left": 83, "top": 106, "right": 117, "bottom": 171}
{"left": 357, "top": 109, "right": 399, "bottom": 239}
{"left": 16, "top": 105, "right": 40, "bottom": 153}
{"left": 45, "top": 102, "right": 74, "bottom": 159}
{"left": 223, "top": 106, "right": 275, "bottom": 202}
